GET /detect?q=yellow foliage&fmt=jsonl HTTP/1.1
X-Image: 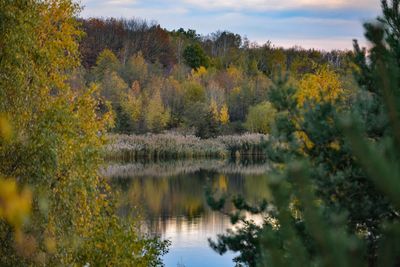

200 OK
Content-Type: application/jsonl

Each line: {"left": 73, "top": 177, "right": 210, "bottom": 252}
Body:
{"left": 191, "top": 66, "right": 208, "bottom": 79}
{"left": 210, "top": 99, "right": 219, "bottom": 121}
{"left": 217, "top": 175, "right": 228, "bottom": 192}
{"left": 227, "top": 66, "right": 243, "bottom": 80}
{"left": 329, "top": 140, "right": 341, "bottom": 151}
{"left": 44, "top": 237, "right": 57, "bottom": 254}
{"left": 220, "top": 104, "right": 230, "bottom": 124}
{"left": 294, "top": 66, "right": 344, "bottom": 150}
{"left": 227, "top": 66, "right": 243, "bottom": 86}
{"left": 0, "top": 114, "right": 12, "bottom": 141}
{"left": 145, "top": 89, "right": 170, "bottom": 132}
{"left": 1, "top": 1, "right": 166, "bottom": 265}
{"left": 232, "top": 86, "right": 241, "bottom": 95}
{"left": 121, "top": 83, "right": 143, "bottom": 123}
{"left": 94, "top": 49, "right": 120, "bottom": 80}
{"left": 294, "top": 131, "right": 314, "bottom": 151}
{"left": 296, "top": 66, "right": 343, "bottom": 107}
{"left": 0, "top": 179, "right": 31, "bottom": 229}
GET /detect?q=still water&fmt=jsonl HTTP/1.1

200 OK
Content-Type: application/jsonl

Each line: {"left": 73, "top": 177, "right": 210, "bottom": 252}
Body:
{"left": 105, "top": 160, "right": 270, "bottom": 267}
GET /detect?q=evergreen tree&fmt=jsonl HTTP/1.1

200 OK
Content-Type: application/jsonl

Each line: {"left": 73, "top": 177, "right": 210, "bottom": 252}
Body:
{"left": 207, "top": 1, "right": 400, "bottom": 266}
{"left": 183, "top": 43, "right": 210, "bottom": 69}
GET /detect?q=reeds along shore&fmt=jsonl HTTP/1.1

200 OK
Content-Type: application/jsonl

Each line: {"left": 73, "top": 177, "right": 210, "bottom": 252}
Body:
{"left": 101, "top": 159, "right": 271, "bottom": 178}
{"left": 105, "top": 133, "right": 269, "bottom": 161}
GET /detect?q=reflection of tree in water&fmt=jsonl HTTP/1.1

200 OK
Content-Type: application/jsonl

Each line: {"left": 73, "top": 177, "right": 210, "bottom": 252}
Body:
{"left": 103, "top": 159, "right": 269, "bottom": 178}
{"left": 110, "top": 162, "right": 271, "bottom": 227}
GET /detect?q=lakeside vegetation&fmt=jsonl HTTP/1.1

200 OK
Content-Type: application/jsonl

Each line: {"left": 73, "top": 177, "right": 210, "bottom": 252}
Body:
{"left": 106, "top": 133, "right": 268, "bottom": 160}
{"left": 102, "top": 159, "right": 270, "bottom": 178}
{"left": 1, "top": 0, "right": 400, "bottom": 266}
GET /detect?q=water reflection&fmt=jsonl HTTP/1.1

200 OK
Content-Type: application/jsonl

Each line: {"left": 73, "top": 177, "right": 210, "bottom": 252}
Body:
{"left": 107, "top": 160, "right": 270, "bottom": 267}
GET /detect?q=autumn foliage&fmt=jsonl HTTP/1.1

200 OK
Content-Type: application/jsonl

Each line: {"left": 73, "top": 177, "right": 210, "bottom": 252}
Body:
{"left": 0, "top": 1, "right": 167, "bottom": 265}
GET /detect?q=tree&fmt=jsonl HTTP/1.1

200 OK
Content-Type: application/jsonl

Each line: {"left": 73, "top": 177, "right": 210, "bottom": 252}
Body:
{"left": 0, "top": 1, "right": 168, "bottom": 265}
{"left": 79, "top": 18, "right": 125, "bottom": 68}
{"left": 208, "top": 1, "right": 400, "bottom": 266}
{"left": 100, "top": 71, "right": 128, "bottom": 104}
{"left": 0, "top": 116, "right": 31, "bottom": 242}
{"left": 92, "top": 49, "right": 120, "bottom": 81}
{"left": 293, "top": 65, "right": 345, "bottom": 150}
{"left": 183, "top": 81, "right": 206, "bottom": 104}
{"left": 175, "top": 28, "right": 200, "bottom": 41}
{"left": 183, "top": 43, "right": 210, "bottom": 69}
{"left": 120, "top": 81, "right": 143, "bottom": 132}
{"left": 210, "top": 99, "right": 220, "bottom": 122}
{"left": 245, "top": 102, "right": 277, "bottom": 134}
{"left": 296, "top": 65, "right": 344, "bottom": 107}
{"left": 145, "top": 89, "right": 171, "bottom": 132}
{"left": 80, "top": 18, "right": 176, "bottom": 68}
{"left": 184, "top": 102, "right": 219, "bottom": 138}
{"left": 220, "top": 104, "right": 230, "bottom": 124}
{"left": 256, "top": 45, "right": 287, "bottom": 76}
{"left": 228, "top": 86, "right": 253, "bottom": 122}
{"left": 207, "top": 31, "right": 242, "bottom": 58}
{"left": 121, "top": 52, "right": 149, "bottom": 86}
{"left": 162, "top": 77, "right": 186, "bottom": 127}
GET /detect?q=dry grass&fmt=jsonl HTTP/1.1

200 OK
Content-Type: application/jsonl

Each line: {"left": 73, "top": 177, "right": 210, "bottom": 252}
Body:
{"left": 101, "top": 159, "right": 270, "bottom": 178}
{"left": 105, "top": 133, "right": 268, "bottom": 161}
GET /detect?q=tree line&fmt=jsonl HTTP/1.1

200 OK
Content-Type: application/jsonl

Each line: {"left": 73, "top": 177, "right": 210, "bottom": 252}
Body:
{"left": 2, "top": 0, "right": 399, "bottom": 266}
{"left": 74, "top": 17, "right": 355, "bottom": 138}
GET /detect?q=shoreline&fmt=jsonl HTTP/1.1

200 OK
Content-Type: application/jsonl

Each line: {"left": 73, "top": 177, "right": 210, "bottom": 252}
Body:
{"left": 105, "top": 133, "right": 269, "bottom": 161}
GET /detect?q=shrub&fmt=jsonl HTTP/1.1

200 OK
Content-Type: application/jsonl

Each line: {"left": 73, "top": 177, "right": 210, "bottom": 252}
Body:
{"left": 245, "top": 102, "right": 277, "bottom": 134}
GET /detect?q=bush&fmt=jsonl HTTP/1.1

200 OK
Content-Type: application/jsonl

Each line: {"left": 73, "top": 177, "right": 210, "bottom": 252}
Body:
{"left": 245, "top": 101, "right": 277, "bottom": 134}
{"left": 105, "top": 133, "right": 269, "bottom": 161}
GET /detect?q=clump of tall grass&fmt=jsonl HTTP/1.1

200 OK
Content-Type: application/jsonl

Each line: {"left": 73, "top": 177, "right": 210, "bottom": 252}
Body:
{"left": 216, "top": 133, "right": 268, "bottom": 158}
{"left": 106, "top": 133, "right": 227, "bottom": 161}
{"left": 105, "top": 133, "right": 268, "bottom": 161}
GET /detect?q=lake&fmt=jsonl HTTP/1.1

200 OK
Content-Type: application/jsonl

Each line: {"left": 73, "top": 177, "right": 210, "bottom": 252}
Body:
{"left": 104, "top": 159, "right": 270, "bottom": 267}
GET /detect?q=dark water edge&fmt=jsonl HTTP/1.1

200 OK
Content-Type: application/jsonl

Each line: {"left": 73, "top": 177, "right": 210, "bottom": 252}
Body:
{"left": 105, "top": 150, "right": 267, "bottom": 164}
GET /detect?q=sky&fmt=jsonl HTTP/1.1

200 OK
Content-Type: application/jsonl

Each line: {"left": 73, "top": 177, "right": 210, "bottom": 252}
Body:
{"left": 79, "top": 0, "right": 381, "bottom": 51}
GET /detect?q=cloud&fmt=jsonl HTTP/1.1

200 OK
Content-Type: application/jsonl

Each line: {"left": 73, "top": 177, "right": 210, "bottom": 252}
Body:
{"left": 262, "top": 37, "right": 364, "bottom": 51}
{"left": 181, "top": 0, "right": 379, "bottom": 12}
{"left": 79, "top": 0, "right": 380, "bottom": 50}
{"left": 105, "top": 0, "right": 136, "bottom": 5}
{"left": 80, "top": 4, "right": 188, "bottom": 19}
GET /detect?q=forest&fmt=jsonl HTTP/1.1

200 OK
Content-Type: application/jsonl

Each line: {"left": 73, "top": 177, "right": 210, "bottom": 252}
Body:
{"left": 76, "top": 16, "right": 354, "bottom": 138}
{"left": 0, "top": 0, "right": 399, "bottom": 266}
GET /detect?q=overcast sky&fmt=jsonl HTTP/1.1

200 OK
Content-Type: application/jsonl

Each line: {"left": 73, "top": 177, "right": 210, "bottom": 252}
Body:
{"left": 79, "top": 0, "right": 381, "bottom": 51}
